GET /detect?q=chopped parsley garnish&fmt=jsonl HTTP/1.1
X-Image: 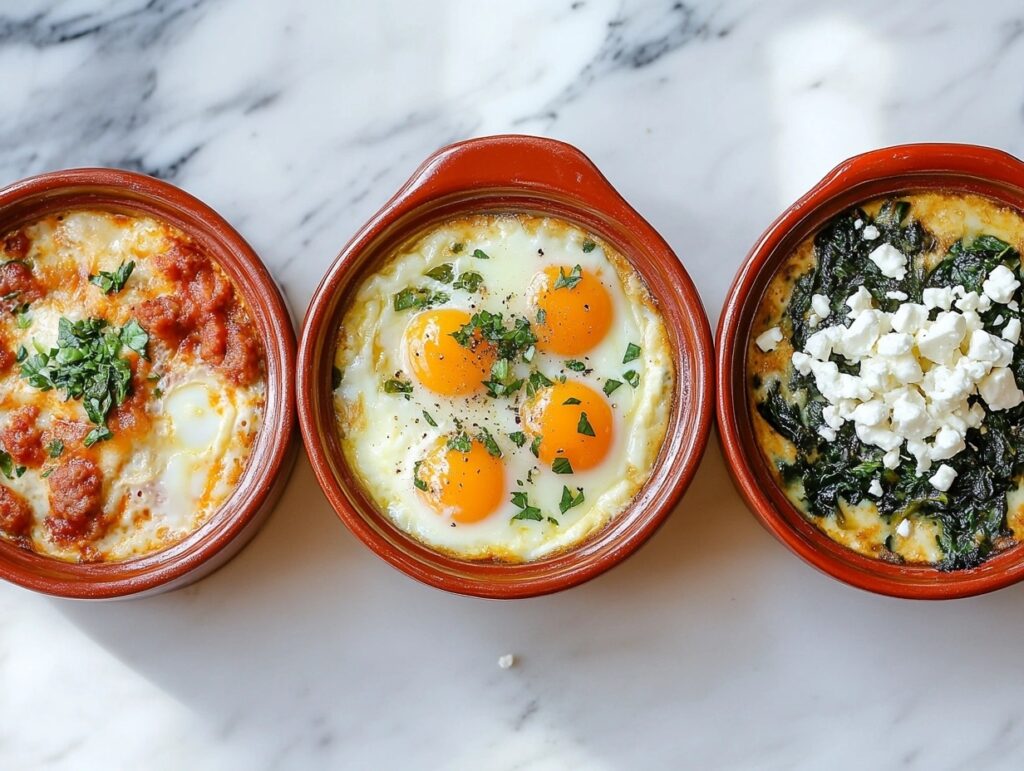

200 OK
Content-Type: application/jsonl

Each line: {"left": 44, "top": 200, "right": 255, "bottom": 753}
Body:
{"left": 19, "top": 317, "right": 148, "bottom": 444}
{"left": 451, "top": 310, "right": 537, "bottom": 363}
{"left": 451, "top": 242, "right": 464, "bottom": 254}
{"left": 559, "top": 486, "right": 585, "bottom": 513}
{"left": 0, "top": 450, "right": 25, "bottom": 480}
{"left": 472, "top": 248, "right": 490, "bottom": 260}
{"left": 483, "top": 358, "right": 524, "bottom": 398}
{"left": 551, "top": 457, "right": 573, "bottom": 474}
{"left": 84, "top": 426, "right": 113, "bottom": 447}
{"left": 46, "top": 439, "right": 64, "bottom": 458}
{"left": 452, "top": 270, "right": 484, "bottom": 292}
{"left": 582, "top": 240, "right": 596, "bottom": 253}
{"left": 508, "top": 431, "right": 527, "bottom": 447}
{"left": 565, "top": 359, "right": 586, "bottom": 372}
{"left": 331, "top": 366, "right": 343, "bottom": 390}
{"left": 553, "top": 264, "right": 583, "bottom": 290}
{"left": 603, "top": 379, "right": 623, "bottom": 395}
{"left": 525, "top": 370, "right": 554, "bottom": 397}
{"left": 447, "top": 433, "right": 472, "bottom": 453}
{"left": 530, "top": 435, "right": 542, "bottom": 458}
{"left": 413, "top": 460, "right": 428, "bottom": 491}
{"left": 510, "top": 491, "right": 543, "bottom": 521}
{"left": 622, "top": 343, "right": 641, "bottom": 363}
{"left": 563, "top": 397, "right": 581, "bottom": 405}
{"left": 577, "top": 412, "right": 595, "bottom": 437}
{"left": 383, "top": 378, "right": 413, "bottom": 394}
{"left": 89, "top": 260, "right": 135, "bottom": 294}
{"left": 477, "top": 427, "right": 502, "bottom": 458}
{"left": 536, "top": 308, "right": 547, "bottom": 325}
{"left": 15, "top": 311, "right": 30, "bottom": 329}
{"left": 393, "top": 287, "right": 449, "bottom": 312}
{"left": 623, "top": 370, "right": 640, "bottom": 388}
{"left": 422, "top": 410, "right": 437, "bottom": 427}
{"left": 424, "top": 263, "right": 454, "bottom": 284}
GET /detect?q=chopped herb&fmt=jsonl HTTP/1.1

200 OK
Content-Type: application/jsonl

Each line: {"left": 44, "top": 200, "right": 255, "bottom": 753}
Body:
{"left": 477, "top": 427, "right": 503, "bottom": 458}
{"left": 451, "top": 242, "right": 464, "bottom": 253}
{"left": 603, "top": 379, "right": 623, "bottom": 395}
{"left": 622, "top": 343, "right": 641, "bottom": 364}
{"left": 536, "top": 308, "right": 547, "bottom": 325}
{"left": 46, "top": 440, "right": 64, "bottom": 458}
{"left": 508, "top": 431, "right": 527, "bottom": 447}
{"left": 84, "top": 425, "right": 112, "bottom": 447}
{"left": 623, "top": 370, "right": 640, "bottom": 388}
{"left": 451, "top": 310, "right": 537, "bottom": 364}
{"left": 510, "top": 491, "right": 543, "bottom": 522}
{"left": 547, "top": 516, "right": 559, "bottom": 525}
{"left": 577, "top": 412, "right": 595, "bottom": 437}
{"left": 19, "top": 317, "right": 147, "bottom": 437}
{"left": 424, "top": 263, "right": 454, "bottom": 284}
{"left": 483, "top": 358, "right": 524, "bottom": 398}
{"left": 393, "top": 287, "right": 450, "bottom": 312}
{"left": 553, "top": 264, "right": 583, "bottom": 290}
{"left": 582, "top": 239, "right": 596, "bottom": 253}
{"left": 89, "top": 260, "right": 135, "bottom": 294}
{"left": 0, "top": 450, "right": 22, "bottom": 479}
{"left": 15, "top": 311, "right": 30, "bottom": 329}
{"left": 525, "top": 370, "right": 554, "bottom": 397}
{"left": 413, "top": 460, "right": 428, "bottom": 491}
{"left": 383, "top": 378, "right": 413, "bottom": 394}
{"left": 153, "top": 387, "right": 163, "bottom": 398}
{"left": 447, "top": 433, "right": 472, "bottom": 453}
{"left": 559, "top": 485, "right": 585, "bottom": 513}
{"left": 331, "top": 366, "right": 343, "bottom": 390}
{"left": 453, "top": 270, "right": 484, "bottom": 292}
{"left": 40, "top": 467, "right": 53, "bottom": 478}
{"left": 565, "top": 359, "right": 586, "bottom": 372}
{"left": 563, "top": 397, "right": 582, "bottom": 405}
{"left": 530, "top": 435, "right": 542, "bottom": 458}
{"left": 422, "top": 410, "right": 437, "bottom": 427}
{"left": 472, "top": 248, "right": 490, "bottom": 260}
{"left": 552, "top": 457, "right": 573, "bottom": 474}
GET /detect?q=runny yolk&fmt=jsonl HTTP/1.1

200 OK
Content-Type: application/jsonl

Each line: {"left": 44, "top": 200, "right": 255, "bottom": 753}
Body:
{"left": 404, "top": 308, "right": 496, "bottom": 396}
{"left": 520, "top": 380, "right": 613, "bottom": 471}
{"left": 415, "top": 439, "right": 505, "bottom": 523}
{"left": 529, "top": 266, "right": 613, "bottom": 356}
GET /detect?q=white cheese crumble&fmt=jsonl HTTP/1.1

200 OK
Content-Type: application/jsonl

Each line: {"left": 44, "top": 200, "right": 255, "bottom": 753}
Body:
{"left": 929, "top": 464, "right": 957, "bottom": 492}
{"left": 868, "top": 479, "right": 883, "bottom": 497}
{"left": 895, "top": 518, "right": 911, "bottom": 537}
{"left": 755, "top": 326, "right": 783, "bottom": 352}
{"left": 861, "top": 225, "right": 880, "bottom": 240}
{"left": 498, "top": 654, "right": 516, "bottom": 669}
{"left": 868, "top": 243, "right": 908, "bottom": 280}
{"left": 811, "top": 294, "right": 831, "bottom": 318}
{"left": 789, "top": 276, "right": 1024, "bottom": 477}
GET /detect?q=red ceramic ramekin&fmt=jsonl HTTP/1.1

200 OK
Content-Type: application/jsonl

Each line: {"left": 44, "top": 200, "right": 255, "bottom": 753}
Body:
{"left": 718, "top": 143, "right": 1024, "bottom": 600}
{"left": 0, "top": 168, "right": 297, "bottom": 599}
{"left": 298, "top": 135, "right": 714, "bottom": 599}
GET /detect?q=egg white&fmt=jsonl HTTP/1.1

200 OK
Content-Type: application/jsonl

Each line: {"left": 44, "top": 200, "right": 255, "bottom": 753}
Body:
{"left": 334, "top": 213, "right": 673, "bottom": 561}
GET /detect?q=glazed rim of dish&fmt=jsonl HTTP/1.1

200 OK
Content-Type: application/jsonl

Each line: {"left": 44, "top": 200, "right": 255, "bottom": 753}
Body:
{"left": 718, "top": 142, "right": 1024, "bottom": 600}
{"left": 0, "top": 168, "right": 296, "bottom": 599}
{"left": 298, "top": 134, "right": 714, "bottom": 599}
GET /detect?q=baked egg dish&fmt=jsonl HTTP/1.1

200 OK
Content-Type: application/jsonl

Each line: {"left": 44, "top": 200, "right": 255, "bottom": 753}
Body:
{"left": 333, "top": 213, "right": 674, "bottom": 561}
{"left": 0, "top": 210, "right": 264, "bottom": 563}
{"left": 750, "top": 192, "right": 1024, "bottom": 570}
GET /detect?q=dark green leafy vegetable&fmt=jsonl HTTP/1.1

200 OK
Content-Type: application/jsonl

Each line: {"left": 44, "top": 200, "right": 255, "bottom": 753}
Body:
{"left": 552, "top": 457, "right": 573, "bottom": 474}
{"left": 559, "top": 486, "right": 585, "bottom": 513}
{"left": 472, "top": 248, "right": 490, "bottom": 260}
{"left": 89, "top": 261, "right": 135, "bottom": 294}
{"left": 582, "top": 240, "right": 596, "bottom": 253}
{"left": 510, "top": 491, "right": 543, "bottom": 521}
{"left": 451, "top": 310, "right": 537, "bottom": 364}
{"left": 477, "top": 427, "right": 502, "bottom": 458}
{"left": 623, "top": 343, "right": 641, "bottom": 363}
{"left": 623, "top": 370, "right": 639, "bottom": 388}
{"left": 453, "top": 271, "right": 484, "bottom": 292}
{"left": 577, "top": 412, "right": 595, "bottom": 437}
{"left": 565, "top": 359, "right": 586, "bottom": 372}
{"left": 393, "top": 287, "right": 449, "bottom": 312}
{"left": 508, "top": 431, "right": 527, "bottom": 448}
{"left": 424, "top": 263, "right": 454, "bottom": 284}
{"left": 603, "top": 379, "right": 622, "bottom": 395}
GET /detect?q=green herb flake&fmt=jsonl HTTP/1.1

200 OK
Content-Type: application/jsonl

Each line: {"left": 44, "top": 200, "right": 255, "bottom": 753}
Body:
{"left": 563, "top": 397, "right": 581, "bottom": 405}
{"left": 582, "top": 240, "right": 596, "bottom": 253}
{"left": 15, "top": 311, "right": 30, "bottom": 330}
{"left": 510, "top": 491, "right": 543, "bottom": 522}
{"left": 424, "top": 263, "right": 454, "bottom": 284}
{"left": 453, "top": 270, "right": 484, "bottom": 293}
{"left": 553, "top": 264, "right": 583, "bottom": 290}
{"left": 84, "top": 425, "right": 113, "bottom": 447}
{"left": 530, "top": 435, "right": 542, "bottom": 458}
{"left": 451, "top": 242, "right": 465, "bottom": 254}
{"left": 603, "top": 379, "right": 623, "bottom": 396}
{"left": 413, "top": 460, "right": 428, "bottom": 491}
{"left": 508, "top": 431, "right": 527, "bottom": 448}
{"left": 477, "top": 427, "right": 502, "bottom": 458}
{"left": 552, "top": 457, "right": 573, "bottom": 474}
{"left": 623, "top": 370, "right": 640, "bottom": 388}
{"left": 393, "top": 287, "right": 450, "bottom": 312}
{"left": 89, "top": 261, "right": 135, "bottom": 294}
{"left": 422, "top": 410, "right": 438, "bottom": 427}
{"left": 383, "top": 378, "right": 413, "bottom": 394}
{"left": 46, "top": 439, "right": 64, "bottom": 459}
{"left": 559, "top": 485, "right": 585, "bottom": 514}
{"left": 472, "top": 248, "right": 490, "bottom": 260}
{"left": 447, "top": 433, "right": 472, "bottom": 453}
{"left": 577, "top": 412, "right": 595, "bottom": 437}
{"left": 565, "top": 359, "right": 586, "bottom": 372}
{"left": 622, "top": 343, "right": 641, "bottom": 364}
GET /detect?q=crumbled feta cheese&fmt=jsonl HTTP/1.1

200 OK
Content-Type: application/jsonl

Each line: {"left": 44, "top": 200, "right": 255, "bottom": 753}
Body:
{"left": 1011, "top": 300, "right": 1020, "bottom": 311}
{"left": 922, "top": 287, "right": 954, "bottom": 310}
{"left": 983, "top": 265, "right": 1020, "bottom": 304}
{"left": 954, "top": 291, "right": 984, "bottom": 312}
{"left": 498, "top": 654, "right": 515, "bottom": 669}
{"left": 890, "top": 389, "right": 931, "bottom": 439}
{"left": 895, "top": 518, "right": 911, "bottom": 537}
{"left": 805, "top": 327, "right": 839, "bottom": 360}
{"left": 822, "top": 404, "right": 844, "bottom": 430}
{"left": 979, "top": 367, "right": 1024, "bottom": 411}
{"left": 868, "top": 479, "right": 883, "bottom": 497}
{"left": 854, "top": 219, "right": 864, "bottom": 229}
{"left": 876, "top": 332, "right": 913, "bottom": 356}
{"left": 929, "top": 464, "right": 957, "bottom": 492}
{"left": 916, "top": 311, "right": 966, "bottom": 364}
{"left": 836, "top": 310, "right": 884, "bottom": 358}
{"left": 886, "top": 290, "right": 909, "bottom": 301}
{"left": 791, "top": 351, "right": 812, "bottom": 375}
{"left": 966, "top": 329, "right": 1013, "bottom": 368}
{"left": 868, "top": 243, "right": 908, "bottom": 280}
{"left": 817, "top": 426, "right": 837, "bottom": 441}
{"left": 890, "top": 303, "right": 928, "bottom": 334}
{"left": 861, "top": 224, "right": 880, "bottom": 240}
{"left": 929, "top": 425, "right": 966, "bottom": 461}
{"left": 845, "top": 286, "right": 874, "bottom": 318}
{"left": 1003, "top": 317, "right": 1021, "bottom": 344}
{"left": 755, "top": 326, "right": 783, "bottom": 352}
{"left": 883, "top": 448, "right": 901, "bottom": 469}
{"left": 811, "top": 294, "right": 831, "bottom": 319}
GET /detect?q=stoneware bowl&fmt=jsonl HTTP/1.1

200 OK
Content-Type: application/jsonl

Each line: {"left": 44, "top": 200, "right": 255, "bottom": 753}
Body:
{"left": 718, "top": 143, "right": 1024, "bottom": 600}
{"left": 298, "top": 134, "right": 714, "bottom": 599}
{"left": 0, "top": 168, "right": 297, "bottom": 599}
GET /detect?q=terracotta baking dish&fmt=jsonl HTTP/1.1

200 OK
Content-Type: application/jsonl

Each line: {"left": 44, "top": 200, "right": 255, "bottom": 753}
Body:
{"left": 0, "top": 168, "right": 297, "bottom": 599}
{"left": 298, "top": 134, "right": 714, "bottom": 598}
{"left": 718, "top": 143, "right": 1024, "bottom": 599}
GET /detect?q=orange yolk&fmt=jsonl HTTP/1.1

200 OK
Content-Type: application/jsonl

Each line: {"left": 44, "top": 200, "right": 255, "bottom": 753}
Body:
{"left": 530, "top": 266, "right": 613, "bottom": 356}
{"left": 520, "top": 380, "right": 613, "bottom": 471}
{"left": 415, "top": 439, "right": 505, "bottom": 523}
{"left": 404, "top": 309, "right": 496, "bottom": 396}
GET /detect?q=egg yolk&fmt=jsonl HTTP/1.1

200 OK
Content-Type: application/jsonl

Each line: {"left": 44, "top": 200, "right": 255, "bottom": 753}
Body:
{"left": 520, "top": 380, "right": 613, "bottom": 471}
{"left": 415, "top": 439, "right": 505, "bottom": 523}
{"left": 529, "top": 266, "right": 613, "bottom": 356}
{"left": 404, "top": 309, "right": 496, "bottom": 396}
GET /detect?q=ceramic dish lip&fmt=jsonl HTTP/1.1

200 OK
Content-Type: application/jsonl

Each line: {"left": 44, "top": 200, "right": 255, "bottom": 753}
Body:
{"left": 297, "top": 134, "right": 715, "bottom": 599}
{"left": 0, "top": 167, "right": 297, "bottom": 600}
{"left": 717, "top": 142, "right": 1024, "bottom": 600}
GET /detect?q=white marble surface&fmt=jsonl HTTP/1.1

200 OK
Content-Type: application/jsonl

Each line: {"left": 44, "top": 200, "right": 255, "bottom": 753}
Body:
{"left": 2, "top": 1, "right": 1024, "bottom": 768}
